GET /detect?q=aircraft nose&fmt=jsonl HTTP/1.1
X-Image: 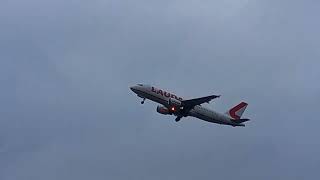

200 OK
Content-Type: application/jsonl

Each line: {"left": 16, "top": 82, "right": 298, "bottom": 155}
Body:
{"left": 130, "top": 84, "right": 143, "bottom": 93}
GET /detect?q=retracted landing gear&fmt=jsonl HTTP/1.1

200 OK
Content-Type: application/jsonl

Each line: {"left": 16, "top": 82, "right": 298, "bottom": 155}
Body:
{"left": 141, "top": 98, "right": 146, "bottom": 104}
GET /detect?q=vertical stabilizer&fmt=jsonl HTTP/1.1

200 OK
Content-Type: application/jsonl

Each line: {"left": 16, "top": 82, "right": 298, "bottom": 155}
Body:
{"left": 226, "top": 102, "right": 248, "bottom": 120}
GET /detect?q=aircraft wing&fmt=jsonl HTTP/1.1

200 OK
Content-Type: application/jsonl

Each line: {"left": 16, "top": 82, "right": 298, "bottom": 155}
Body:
{"left": 182, "top": 95, "right": 220, "bottom": 108}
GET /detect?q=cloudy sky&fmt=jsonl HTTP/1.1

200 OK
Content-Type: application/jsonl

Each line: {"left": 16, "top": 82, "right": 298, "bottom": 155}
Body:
{"left": 1, "top": 0, "right": 320, "bottom": 179}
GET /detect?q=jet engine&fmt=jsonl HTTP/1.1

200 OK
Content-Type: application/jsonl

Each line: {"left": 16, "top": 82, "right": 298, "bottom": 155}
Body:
{"left": 168, "top": 98, "right": 182, "bottom": 107}
{"left": 157, "top": 105, "right": 170, "bottom": 115}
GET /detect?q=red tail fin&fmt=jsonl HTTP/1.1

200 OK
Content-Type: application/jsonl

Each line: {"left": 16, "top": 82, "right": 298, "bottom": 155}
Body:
{"left": 226, "top": 102, "right": 248, "bottom": 120}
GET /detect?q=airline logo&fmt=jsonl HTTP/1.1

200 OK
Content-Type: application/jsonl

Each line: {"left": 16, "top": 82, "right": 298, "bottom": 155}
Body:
{"left": 229, "top": 102, "right": 248, "bottom": 120}
{"left": 151, "top": 87, "right": 183, "bottom": 101}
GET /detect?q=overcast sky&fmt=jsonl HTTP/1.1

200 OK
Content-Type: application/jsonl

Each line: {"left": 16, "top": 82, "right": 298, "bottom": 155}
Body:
{"left": 1, "top": 0, "right": 320, "bottom": 179}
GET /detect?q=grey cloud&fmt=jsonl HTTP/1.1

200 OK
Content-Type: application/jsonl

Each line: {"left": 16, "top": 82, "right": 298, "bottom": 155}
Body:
{"left": 1, "top": 0, "right": 319, "bottom": 179}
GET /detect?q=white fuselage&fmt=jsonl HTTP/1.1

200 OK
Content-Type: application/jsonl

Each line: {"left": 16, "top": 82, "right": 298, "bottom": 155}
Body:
{"left": 130, "top": 84, "right": 238, "bottom": 126}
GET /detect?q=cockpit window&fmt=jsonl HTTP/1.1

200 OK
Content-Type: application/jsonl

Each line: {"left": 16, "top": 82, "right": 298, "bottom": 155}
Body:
{"left": 137, "top": 84, "right": 143, "bottom": 86}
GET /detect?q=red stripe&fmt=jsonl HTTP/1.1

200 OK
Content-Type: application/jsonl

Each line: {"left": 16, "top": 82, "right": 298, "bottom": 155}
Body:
{"left": 229, "top": 102, "right": 247, "bottom": 120}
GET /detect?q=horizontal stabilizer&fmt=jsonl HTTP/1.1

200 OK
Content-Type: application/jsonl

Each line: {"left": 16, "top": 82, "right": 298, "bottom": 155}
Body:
{"left": 236, "top": 118, "right": 250, "bottom": 123}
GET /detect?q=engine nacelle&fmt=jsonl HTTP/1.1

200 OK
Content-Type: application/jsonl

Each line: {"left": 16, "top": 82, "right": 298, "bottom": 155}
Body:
{"left": 157, "top": 105, "right": 170, "bottom": 115}
{"left": 168, "top": 98, "right": 182, "bottom": 107}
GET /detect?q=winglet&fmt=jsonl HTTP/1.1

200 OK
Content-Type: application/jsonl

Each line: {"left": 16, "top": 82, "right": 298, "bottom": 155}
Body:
{"left": 207, "top": 95, "right": 221, "bottom": 103}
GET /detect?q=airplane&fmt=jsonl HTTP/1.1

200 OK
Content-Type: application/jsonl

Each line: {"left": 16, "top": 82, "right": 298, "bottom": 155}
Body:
{"left": 130, "top": 84, "right": 250, "bottom": 127}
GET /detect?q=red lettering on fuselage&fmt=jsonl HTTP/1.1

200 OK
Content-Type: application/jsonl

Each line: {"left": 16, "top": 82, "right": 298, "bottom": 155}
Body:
{"left": 171, "top": 94, "right": 178, "bottom": 100}
{"left": 151, "top": 87, "right": 183, "bottom": 101}
{"left": 158, "top": 90, "right": 163, "bottom": 96}
{"left": 164, "top": 91, "right": 171, "bottom": 98}
{"left": 152, "top": 87, "right": 157, "bottom": 93}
